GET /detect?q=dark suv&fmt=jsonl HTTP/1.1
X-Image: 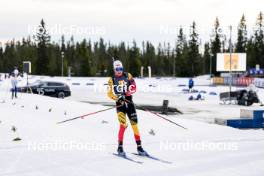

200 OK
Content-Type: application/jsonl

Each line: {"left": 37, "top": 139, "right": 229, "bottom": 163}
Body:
{"left": 18, "top": 81, "right": 71, "bottom": 98}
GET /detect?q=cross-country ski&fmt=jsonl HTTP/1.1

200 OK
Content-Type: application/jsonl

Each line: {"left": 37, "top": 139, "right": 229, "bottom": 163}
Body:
{"left": 131, "top": 153, "right": 172, "bottom": 164}
{"left": 113, "top": 153, "right": 143, "bottom": 164}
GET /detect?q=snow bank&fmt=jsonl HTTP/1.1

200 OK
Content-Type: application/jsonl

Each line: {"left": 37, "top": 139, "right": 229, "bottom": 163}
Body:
{"left": 1, "top": 76, "right": 264, "bottom": 176}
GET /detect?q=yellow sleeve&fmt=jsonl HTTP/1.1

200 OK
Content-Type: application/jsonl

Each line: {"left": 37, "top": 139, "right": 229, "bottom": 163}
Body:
{"left": 107, "top": 77, "right": 118, "bottom": 101}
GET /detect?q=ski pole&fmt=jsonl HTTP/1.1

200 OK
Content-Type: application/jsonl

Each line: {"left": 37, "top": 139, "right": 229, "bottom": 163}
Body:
{"left": 125, "top": 99, "right": 187, "bottom": 130}
{"left": 142, "top": 108, "right": 187, "bottom": 130}
{"left": 57, "top": 104, "right": 122, "bottom": 124}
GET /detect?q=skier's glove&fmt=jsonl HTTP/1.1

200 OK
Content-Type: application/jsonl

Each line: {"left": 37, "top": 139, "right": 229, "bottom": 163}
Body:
{"left": 117, "top": 95, "right": 126, "bottom": 104}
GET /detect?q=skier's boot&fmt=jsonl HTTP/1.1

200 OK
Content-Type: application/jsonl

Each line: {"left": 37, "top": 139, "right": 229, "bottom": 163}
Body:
{"left": 117, "top": 141, "right": 126, "bottom": 156}
{"left": 136, "top": 140, "right": 148, "bottom": 156}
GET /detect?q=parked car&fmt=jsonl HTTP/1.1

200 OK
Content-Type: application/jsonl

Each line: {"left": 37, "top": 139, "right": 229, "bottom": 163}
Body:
{"left": 18, "top": 81, "right": 71, "bottom": 98}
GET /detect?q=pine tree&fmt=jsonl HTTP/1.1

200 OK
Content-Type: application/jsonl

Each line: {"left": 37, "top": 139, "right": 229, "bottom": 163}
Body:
{"left": 247, "top": 37, "right": 256, "bottom": 68}
{"left": 77, "top": 39, "right": 93, "bottom": 76}
{"left": 210, "top": 17, "right": 222, "bottom": 75}
{"left": 254, "top": 12, "right": 264, "bottom": 67}
{"left": 66, "top": 36, "right": 75, "bottom": 74}
{"left": 236, "top": 14, "right": 247, "bottom": 52}
{"left": 144, "top": 41, "right": 156, "bottom": 75}
{"left": 47, "top": 42, "right": 60, "bottom": 76}
{"left": 188, "top": 21, "right": 201, "bottom": 76}
{"left": 176, "top": 27, "right": 188, "bottom": 76}
{"left": 98, "top": 38, "right": 109, "bottom": 76}
{"left": 3, "top": 40, "right": 18, "bottom": 73}
{"left": 156, "top": 43, "right": 167, "bottom": 76}
{"left": 118, "top": 42, "right": 128, "bottom": 70}
{"left": 35, "top": 19, "right": 50, "bottom": 75}
{"left": 203, "top": 43, "right": 211, "bottom": 74}
{"left": 0, "top": 43, "right": 3, "bottom": 72}
{"left": 128, "top": 41, "right": 141, "bottom": 76}
{"left": 60, "top": 35, "right": 66, "bottom": 76}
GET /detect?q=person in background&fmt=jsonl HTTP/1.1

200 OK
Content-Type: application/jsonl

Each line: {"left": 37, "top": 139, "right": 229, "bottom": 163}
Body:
{"left": 188, "top": 78, "right": 194, "bottom": 92}
{"left": 13, "top": 67, "right": 19, "bottom": 77}
{"left": 11, "top": 73, "right": 18, "bottom": 99}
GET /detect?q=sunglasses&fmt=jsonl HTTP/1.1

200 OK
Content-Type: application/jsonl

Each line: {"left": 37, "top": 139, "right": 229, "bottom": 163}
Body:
{"left": 115, "top": 67, "right": 123, "bottom": 72}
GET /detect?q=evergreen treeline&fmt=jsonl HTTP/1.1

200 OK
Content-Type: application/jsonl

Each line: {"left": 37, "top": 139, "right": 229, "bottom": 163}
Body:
{"left": 0, "top": 12, "right": 263, "bottom": 77}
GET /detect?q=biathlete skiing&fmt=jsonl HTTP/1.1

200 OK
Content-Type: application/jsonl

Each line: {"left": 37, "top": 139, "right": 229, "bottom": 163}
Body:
{"left": 107, "top": 60, "right": 147, "bottom": 156}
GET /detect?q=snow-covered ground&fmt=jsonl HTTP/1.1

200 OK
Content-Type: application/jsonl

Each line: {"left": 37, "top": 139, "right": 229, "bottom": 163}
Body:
{"left": 0, "top": 75, "right": 264, "bottom": 176}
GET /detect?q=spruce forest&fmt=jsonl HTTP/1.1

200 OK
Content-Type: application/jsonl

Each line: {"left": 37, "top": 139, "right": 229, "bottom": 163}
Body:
{"left": 0, "top": 12, "right": 263, "bottom": 77}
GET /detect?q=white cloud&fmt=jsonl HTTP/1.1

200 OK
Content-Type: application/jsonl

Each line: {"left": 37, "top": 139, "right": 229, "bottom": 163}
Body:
{"left": 0, "top": 0, "right": 263, "bottom": 46}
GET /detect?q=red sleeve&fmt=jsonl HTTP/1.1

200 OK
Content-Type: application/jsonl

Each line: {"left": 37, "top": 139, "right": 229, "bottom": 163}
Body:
{"left": 126, "top": 78, "right": 136, "bottom": 96}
